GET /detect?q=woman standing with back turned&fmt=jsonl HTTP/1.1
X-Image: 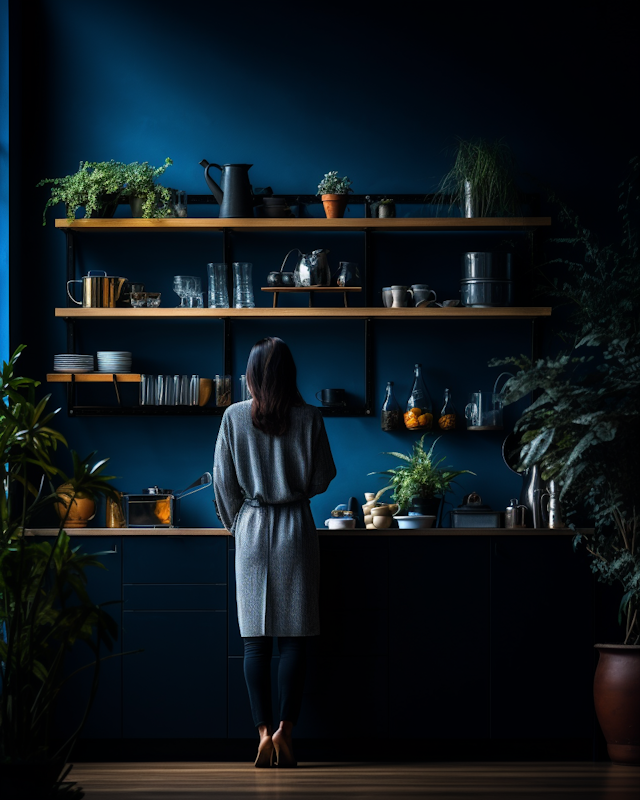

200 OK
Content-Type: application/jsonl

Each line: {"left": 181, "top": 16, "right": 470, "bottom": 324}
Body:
{"left": 213, "top": 337, "right": 336, "bottom": 768}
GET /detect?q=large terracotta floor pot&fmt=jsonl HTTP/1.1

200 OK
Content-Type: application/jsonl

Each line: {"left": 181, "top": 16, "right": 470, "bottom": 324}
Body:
{"left": 594, "top": 644, "right": 640, "bottom": 765}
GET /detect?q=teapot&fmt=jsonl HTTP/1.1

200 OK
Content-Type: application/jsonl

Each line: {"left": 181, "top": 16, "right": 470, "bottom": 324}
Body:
{"left": 286, "top": 248, "right": 332, "bottom": 287}
{"left": 198, "top": 160, "right": 254, "bottom": 218}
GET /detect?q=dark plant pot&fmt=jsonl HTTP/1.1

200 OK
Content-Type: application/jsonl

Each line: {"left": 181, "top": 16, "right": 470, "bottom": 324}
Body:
{"left": 86, "top": 192, "right": 120, "bottom": 219}
{"left": 0, "top": 760, "right": 68, "bottom": 799}
{"left": 594, "top": 644, "right": 640, "bottom": 765}
{"left": 128, "top": 195, "right": 144, "bottom": 218}
{"left": 410, "top": 496, "right": 442, "bottom": 522}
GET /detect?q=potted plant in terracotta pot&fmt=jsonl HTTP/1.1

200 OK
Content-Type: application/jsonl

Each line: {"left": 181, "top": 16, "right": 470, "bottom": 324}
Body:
{"left": 0, "top": 346, "right": 123, "bottom": 797}
{"left": 370, "top": 435, "right": 474, "bottom": 524}
{"left": 317, "top": 171, "right": 353, "bottom": 218}
{"left": 492, "top": 156, "right": 640, "bottom": 764}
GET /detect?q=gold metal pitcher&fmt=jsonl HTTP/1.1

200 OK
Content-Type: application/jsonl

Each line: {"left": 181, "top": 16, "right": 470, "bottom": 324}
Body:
{"left": 67, "top": 269, "right": 128, "bottom": 308}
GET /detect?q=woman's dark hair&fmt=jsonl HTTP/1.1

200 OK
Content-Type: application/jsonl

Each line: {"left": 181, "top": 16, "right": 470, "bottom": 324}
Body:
{"left": 246, "top": 337, "right": 303, "bottom": 435}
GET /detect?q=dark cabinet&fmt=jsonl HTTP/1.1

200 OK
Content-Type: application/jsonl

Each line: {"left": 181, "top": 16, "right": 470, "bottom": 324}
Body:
{"left": 121, "top": 536, "right": 228, "bottom": 738}
{"left": 56, "top": 536, "right": 123, "bottom": 740}
{"left": 489, "top": 535, "right": 594, "bottom": 739}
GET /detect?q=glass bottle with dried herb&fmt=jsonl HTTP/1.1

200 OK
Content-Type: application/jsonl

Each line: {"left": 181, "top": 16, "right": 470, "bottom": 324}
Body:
{"left": 381, "top": 381, "right": 402, "bottom": 431}
{"left": 438, "top": 388, "right": 457, "bottom": 431}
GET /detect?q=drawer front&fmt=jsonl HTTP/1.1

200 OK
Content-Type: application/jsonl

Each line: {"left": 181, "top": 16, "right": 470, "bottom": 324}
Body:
{"left": 123, "top": 536, "right": 227, "bottom": 584}
{"left": 124, "top": 583, "right": 227, "bottom": 610}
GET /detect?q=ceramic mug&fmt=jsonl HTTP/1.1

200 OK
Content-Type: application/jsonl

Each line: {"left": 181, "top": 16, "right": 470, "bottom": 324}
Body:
{"left": 316, "top": 388, "right": 346, "bottom": 406}
{"left": 411, "top": 284, "right": 437, "bottom": 307}
{"left": 391, "top": 285, "right": 409, "bottom": 308}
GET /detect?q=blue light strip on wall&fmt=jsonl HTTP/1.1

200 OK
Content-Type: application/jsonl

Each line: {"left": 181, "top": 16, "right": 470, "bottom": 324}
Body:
{"left": 0, "top": 0, "right": 8, "bottom": 363}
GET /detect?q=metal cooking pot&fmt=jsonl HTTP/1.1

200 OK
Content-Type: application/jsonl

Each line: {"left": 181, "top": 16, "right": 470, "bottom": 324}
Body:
{"left": 123, "top": 472, "right": 212, "bottom": 528}
{"left": 67, "top": 269, "right": 128, "bottom": 308}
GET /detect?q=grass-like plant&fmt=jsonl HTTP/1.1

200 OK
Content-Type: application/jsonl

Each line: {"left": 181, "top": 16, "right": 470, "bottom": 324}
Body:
{"left": 434, "top": 137, "right": 520, "bottom": 217}
{"left": 492, "top": 156, "right": 640, "bottom": 643}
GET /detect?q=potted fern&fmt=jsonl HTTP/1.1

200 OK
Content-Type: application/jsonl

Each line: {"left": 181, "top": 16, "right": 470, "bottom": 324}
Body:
{"left": 370, "top": 435, "right": 474, "bottom": 523}
{"left": 0, "top": 346, "right": 122, "bottom": 796}
{"left": 317, "top": 171, "right": 353, "bottom": 218}
{"left": 492, "top": 157, "right": 640, "bottom": 763}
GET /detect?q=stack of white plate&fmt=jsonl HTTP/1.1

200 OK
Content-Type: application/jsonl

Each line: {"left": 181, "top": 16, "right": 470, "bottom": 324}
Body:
{"left": 97, "top": 351, "right": 132, "bottom": 373}
{"left": 53, "top": 354, "right": 95, "bottom": 373}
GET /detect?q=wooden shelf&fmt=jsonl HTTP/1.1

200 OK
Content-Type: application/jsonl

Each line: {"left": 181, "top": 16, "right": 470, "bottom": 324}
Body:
{"left": 47, "top": 372, "right": 141, "bottom": 383}
{"left": 54, "top": 217, "right": 551, "bottom": 232}
{"left": 55, "top": 306, "right": 552, "bottom": 320}
{"left": 27, "top": 527, "right": 586, "bottom": 537}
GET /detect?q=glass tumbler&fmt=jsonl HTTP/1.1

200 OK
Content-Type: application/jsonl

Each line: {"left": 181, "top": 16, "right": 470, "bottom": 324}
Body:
{"left": 207, "top": 263, "right": 229, "bottom": 308}
{"left": 240, "top": 374, "right": 252, "bottom": 401}
{"left": 232, "top": 262, "right": 255, "bottom": 308}
{"left": 215, "top": 375, "right": 232, "bottom": 406}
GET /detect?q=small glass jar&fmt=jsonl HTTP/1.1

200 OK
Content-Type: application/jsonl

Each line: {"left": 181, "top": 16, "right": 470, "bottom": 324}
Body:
{"left": 404, "top": 364, "right": 433, "bottom": 431}
{"left": 381, "top": 381, "right": 402, "bottom": 431}
{"left": 438, "top": 388, "right": 457, "bottom": 431}
{"left": 215, "top": 375, "right": 232, "bottom": 406}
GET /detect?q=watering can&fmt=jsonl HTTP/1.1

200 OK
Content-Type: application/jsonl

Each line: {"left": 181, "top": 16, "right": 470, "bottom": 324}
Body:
{"left": 199, "top": 160, "right": 254, "bottom": 218}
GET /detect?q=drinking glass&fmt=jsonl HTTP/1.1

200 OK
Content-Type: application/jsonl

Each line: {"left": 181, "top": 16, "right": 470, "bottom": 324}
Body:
{"left": 207, "top": 263, "right": 229, "bottom": 308}
{"left": 131, "top": 291, "right": 147, "bottom": 308}
{"left": 173, "top": 276, "right": 197, "bottom": 307}
{"left": 232, "top": 262, "right": 255, "bottom": 308}
{"left": 189, "top": 374, "right": 200, "bottom": 405}
{"left": 146, "top": 292, "right": 161, "bottom": 307}
{"left": 215, "top": 374, "right": 232, "bottom": 406}
{"left": 240, "top": 374, "right": 252, "bottom": 401}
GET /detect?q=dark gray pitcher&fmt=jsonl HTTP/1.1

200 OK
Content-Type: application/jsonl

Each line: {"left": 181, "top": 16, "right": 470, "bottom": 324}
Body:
{"left": 199, "top": 160, "right": 254, "bottom": 218}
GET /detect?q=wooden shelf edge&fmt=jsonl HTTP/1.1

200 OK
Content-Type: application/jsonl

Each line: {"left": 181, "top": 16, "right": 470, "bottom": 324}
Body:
{"left": 54, "top": 217, "right": 552, "bottom": 231}
{"left": 27, "top": 527, "right": 590, "bottom": 537}
{"left": 47, "top": 373, "right": 142, "bottom": 383}
{"left": 54, "top": 306, "right": 552, "bottom": 320}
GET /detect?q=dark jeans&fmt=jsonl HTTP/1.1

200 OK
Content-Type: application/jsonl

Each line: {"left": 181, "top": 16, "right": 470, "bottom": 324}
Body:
{"left": 243, "top": 636, "right": 308, "bottom": 729}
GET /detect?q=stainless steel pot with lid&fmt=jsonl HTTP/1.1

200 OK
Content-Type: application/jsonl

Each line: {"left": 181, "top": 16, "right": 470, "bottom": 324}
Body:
{"left": 67, "top": 269, "right": 128, "bottom": 308}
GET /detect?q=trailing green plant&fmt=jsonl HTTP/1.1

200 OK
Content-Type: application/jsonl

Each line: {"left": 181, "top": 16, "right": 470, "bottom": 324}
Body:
{"left": 491, "top": 156, "right": 640, "bottom": 643}
{"left": 434, "top": 137, "right": 520, "bottom": 217}
{"left": 1, "top": 345, "right": 123, "bottom": 781}
{"left": 317, "top": 171, "right": 353, "bottom": 195}
{"left": 119, "top": 157, "right": 173, "bottom": 217}
{"left": 37, "top": 157, "right": 173, "bottom": 225}
{"left": 370, "top": 435, "right": 474, "bottom": 512}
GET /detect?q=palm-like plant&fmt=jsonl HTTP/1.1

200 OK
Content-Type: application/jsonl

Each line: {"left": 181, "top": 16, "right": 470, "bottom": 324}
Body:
{"left": 1, "top": 346, "right": 121, "bottom": 790}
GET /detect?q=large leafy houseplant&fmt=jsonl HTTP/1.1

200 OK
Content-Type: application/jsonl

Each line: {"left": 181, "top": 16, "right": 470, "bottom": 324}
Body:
{"left": 1, "top": 346, "right": 120, "bottom": 794}
{"left": 38, "top": 157, "right": 173, "bottom": 225}
{"left": 371, "top": 435, "right": 474, "bottom": 513}
{"left": 434, "top": 137, "right": 520, "bottom": 218}
{"left": 493, "top": 157, "right": 640, "bottom": 644}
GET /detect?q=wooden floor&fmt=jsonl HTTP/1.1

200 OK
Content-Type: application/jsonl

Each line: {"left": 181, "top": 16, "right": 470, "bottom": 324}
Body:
{"left": 65, "top": 761, "right": 640, "bottom": 799}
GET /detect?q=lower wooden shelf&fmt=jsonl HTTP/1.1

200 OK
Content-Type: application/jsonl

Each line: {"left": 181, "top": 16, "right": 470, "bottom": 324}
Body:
{"left": 27, "top": 527, "right": 587, "bottom": 537}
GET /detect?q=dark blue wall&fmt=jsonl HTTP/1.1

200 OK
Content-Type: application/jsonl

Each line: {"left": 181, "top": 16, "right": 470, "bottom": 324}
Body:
{"left": 12, "top": 2, "right": 634, "bottom": 527}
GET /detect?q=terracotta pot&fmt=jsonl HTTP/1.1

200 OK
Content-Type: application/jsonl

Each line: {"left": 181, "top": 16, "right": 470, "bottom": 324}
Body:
{"left": 55, "top": 483, "right": 96, "bottom": 528}
{"left": 321, "top": 194, "right": 348, "bottom": 219}
{"left": 593, "top": 644, "right": 640, "bottom": 765}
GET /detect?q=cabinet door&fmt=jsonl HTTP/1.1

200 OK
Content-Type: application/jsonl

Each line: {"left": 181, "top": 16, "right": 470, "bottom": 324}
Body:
{"left": 123, "top": 609, "right": 227, "bottom": 738}
{"left": 490, "top": 536, "right": 594, "bottom": 739}
{"left": 388, "top": 536, "right": 491, "bottom": 739}
{"left": 56, "top": 536, "right": 123, "bottom": 740}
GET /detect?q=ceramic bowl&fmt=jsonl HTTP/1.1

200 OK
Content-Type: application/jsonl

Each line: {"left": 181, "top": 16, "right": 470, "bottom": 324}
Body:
{"left": 394, "top": 515, "right": 436, "bottom": 530}
{"left": 373, "top": 515, "right": 392, "bottom": 529}
{"left": 324, "top": 518, "right": 356, "bottom": 530}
